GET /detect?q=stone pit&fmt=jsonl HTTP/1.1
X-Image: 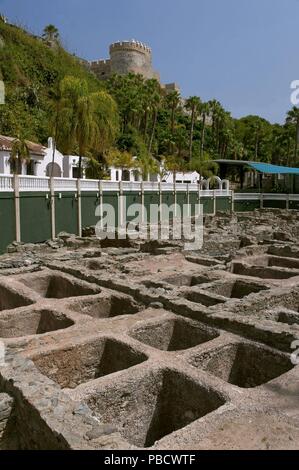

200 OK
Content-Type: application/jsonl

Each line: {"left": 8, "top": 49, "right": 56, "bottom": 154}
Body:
{"left": 1, "top": 209, "right": 299, "bottom": 449}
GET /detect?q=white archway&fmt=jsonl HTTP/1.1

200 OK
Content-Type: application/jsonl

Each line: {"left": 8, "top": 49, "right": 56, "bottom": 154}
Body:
{"left": 221, "top": 179, "right": 230, "bottom": 191}
{"left": 201, "top": 179, "right": 210, "bottom": 190}
{"left": 46, "top": 162, "right": 62, "bottom": 177}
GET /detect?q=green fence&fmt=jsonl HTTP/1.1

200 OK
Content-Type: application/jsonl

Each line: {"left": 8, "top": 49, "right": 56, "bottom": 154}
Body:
{"left": 2, "top": 175, "right": 297, "bottom": 254}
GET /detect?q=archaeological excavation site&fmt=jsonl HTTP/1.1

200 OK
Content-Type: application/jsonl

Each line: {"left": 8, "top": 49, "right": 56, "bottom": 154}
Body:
{"left": 1, "top": 209, "right": 299, "bottom": 450}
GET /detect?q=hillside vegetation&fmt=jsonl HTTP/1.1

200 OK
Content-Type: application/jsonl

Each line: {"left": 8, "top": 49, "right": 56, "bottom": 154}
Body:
{"left": 0, "top": 19, "right": 102, "bottom": 143}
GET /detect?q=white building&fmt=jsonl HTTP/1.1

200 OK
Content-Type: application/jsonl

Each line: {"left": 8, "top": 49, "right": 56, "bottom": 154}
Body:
{"left": 108, "top": 164, "right": 200, "bottom": 184}
{"left": 0, "top": 134, "right": 200, "bottom": 183}
{"left": 161, "top": 171, "right": 200, "bottom": 184}
{"left": 109, "top": 166, "right": 141, "bottom": 183}
{"left": 0, "top": 135, "right": 86, "bottom": 178}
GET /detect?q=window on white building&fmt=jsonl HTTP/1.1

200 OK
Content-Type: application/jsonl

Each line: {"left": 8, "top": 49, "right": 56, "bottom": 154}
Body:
{"left": 122, "top": 170, "right": 130, "bottom": 181}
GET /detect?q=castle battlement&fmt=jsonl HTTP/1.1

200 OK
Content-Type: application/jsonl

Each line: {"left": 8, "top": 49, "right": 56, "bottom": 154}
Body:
{"left": 110, "top": 40, "right": 151, "bottom": 55}
{"left": 90, "top": 59, "right": 111, "bottom": 66}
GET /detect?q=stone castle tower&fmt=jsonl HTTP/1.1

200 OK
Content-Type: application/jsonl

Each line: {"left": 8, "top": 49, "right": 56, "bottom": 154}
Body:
{"left": 88, "top": 40, "right": 180, "bottom": 93}
{"left": 89, "top": 40, "right": 160, "bottom": 81}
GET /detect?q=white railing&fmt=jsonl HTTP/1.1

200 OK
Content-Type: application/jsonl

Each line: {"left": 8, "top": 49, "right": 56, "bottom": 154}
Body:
{"left": 0, "top": 175, "right": 14, "bottom": 192}
{"left": 188, "top": 183, "right": 199, "bottom": 192}
{"left": 19, "top": 175, "right": 50, "bottom": 192}
{"left": 0, "top": 174, "right": 233, "bottom": 196}
{"left": 80, "top": 179, "right": 99, "bottom": 192}
{"left": 53, "top": 178, "right": 77, "bottom": 192}
{"left": 161, "top": 183, "right": 174, "bottom": 192}
{"left": 143, "top": 182, "right": 160, "bottom": 192}
{"left": 101, "top": 181, "right": 120, "bottom": 192}
{"left": 234, "top": 193, "right": 297, "bottom": 201}
{"left": 122, "top": 181, "right": 142, "bottom": 192}
{"left": 234, "top": 193, "right": 260, "bottom": 200}
{"left": 263, "top": 193, "right": 291, "bottom": 201}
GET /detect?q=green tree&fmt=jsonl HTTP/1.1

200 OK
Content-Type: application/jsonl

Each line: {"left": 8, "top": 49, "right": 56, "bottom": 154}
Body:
{"left": 56, "top": 76, "right": 118, "bottom": 177}
{"left": 42, "top": 24, "right": 60, "bottom": 43}
{"left": 10, "top": 137, "right": 30, "bottom": 174}
{"left": 147, "top": 80, "right": 162, "bottom": 153}
{"left": 190, "top": 153, "right": 219, "bottom": 181}
{"left": 165, "top": 90, "right": 181, "bottom": 148}
{"left": 185, "top": 96, "right": 201, "bottom": 161}
{"left": 286, "top": 106, "right": 299, "bottom": 165}
{"left": 199, "top": 101, "right": 210, "bottom": 159}
{"left": 236, "top": 115, "right": 272, "bottom": 162}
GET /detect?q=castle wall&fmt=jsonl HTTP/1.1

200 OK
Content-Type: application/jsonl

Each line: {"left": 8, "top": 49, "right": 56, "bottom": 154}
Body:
{"left": 90, "top": 59, "right": 111, "bottom": 80}
{"left": 110, "top": 42, "right": 154, "bottom": 79}
{"left": 90, "top": 41, "right": 160, "bottom": 81}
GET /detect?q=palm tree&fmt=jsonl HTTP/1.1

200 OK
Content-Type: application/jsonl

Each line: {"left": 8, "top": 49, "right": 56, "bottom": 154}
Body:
{"left": 148, "top": 85, "right": 162, "bottom": 154}
{"left": 91, "top": 90, "right": 119, "bottom": 157}
{"left": 286, "top": 106, "right": 299, "bottom": 164}
{"left": 185, "top": 96, "right": 201, "bottom": 161}
{"left": 56, "top": 77, "right": 119, "bottom": 178}
{"left": 199, "top": 102, "right": 210, "bottom": 159}
{"left": 42, "top": 24, "right": 60, "bottom": 43}
{"left": 208, "top": 100, "right": 222, "bottom": 136}
{"left": 252, "top": 121, "right": 262, "bottom": 160}
{"left": 49, "top": 84, "right": 62, "bottom": 177}
{"left": 57, "top": 77, "right": 92, "bottom": 177}
{"left": 174, "top": 124, "right": 189, "bottom": 160}
{"left": 10, "top": 137, "right": 30, "bottom": 174}
{"left": 165, "top": 91, "right": 181, "bottom": 136}
{"left": 164, "top": 91, "right": 181, "bottom": 155}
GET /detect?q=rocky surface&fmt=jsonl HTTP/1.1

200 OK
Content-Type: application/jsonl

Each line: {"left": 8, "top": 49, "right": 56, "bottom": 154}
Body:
{"left": 1, "top": 209, "right": 299, "bottom": 449}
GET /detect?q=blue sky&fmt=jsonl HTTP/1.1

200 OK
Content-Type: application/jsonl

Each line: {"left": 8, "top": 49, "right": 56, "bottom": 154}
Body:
{"left": 1, "top": 0, "right": 299, "bottom": 123}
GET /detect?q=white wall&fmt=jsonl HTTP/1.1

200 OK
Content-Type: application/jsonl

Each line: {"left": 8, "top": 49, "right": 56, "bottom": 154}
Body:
{"left": 0, "top": 151, "right": 10, "bottom": 174}
{"left": 162, "top": 171, "right": 200, "bottom": 184}
{"left": 63, "top": 155, "right": 87, "bottom": 178}
{"left": 0, "top": 139, "right": 86, "bottom": 178}
{"left": 36, "top": 138, "right": 64, "bottom": 177}
{"left": 109, "top": 166, "right": 142, "bottom": 182}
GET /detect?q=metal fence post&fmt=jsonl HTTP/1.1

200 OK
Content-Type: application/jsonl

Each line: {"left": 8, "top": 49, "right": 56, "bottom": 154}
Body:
{"left": 50, "top": 177, "right": 56, "bottom": 239}
{"left": 13, "top": 174, "right": 21, "bottom": 243}
{"left": 213, "top": 189, "right": 216, "bottom": 216}
{"left": 119, "top": 180, "right": 124, "bottom": 229}
{"left": 141, "top": 181, "right": 145, "bottom": 224}
{"left": 77, "top": 179, "right": 82, "bottom": 237}
{"left": 99, "top": 180, "right": 103, "bottom": 230}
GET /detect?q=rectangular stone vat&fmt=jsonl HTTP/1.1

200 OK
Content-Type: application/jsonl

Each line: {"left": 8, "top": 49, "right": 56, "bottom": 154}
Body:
{"left": 0, "top": 284, "right": 34, "bottom": 312}
{"left": 189, "top": 343, "right": 294, "bottom": 388}
{"left": 265, "top": 309, "right": 299, "bottom": 326}
{"left": 231, "top": 262, "right": 298, "bottom": 280}
{"left": 184, "top": 290, "right": 226, "bottom": 307}
{"left": 129, "top": 318, "right": 219, "bottom": 351}
{"left": 162, "top": 274, "right": 210, "bottom": 287}
{"left": 67, "top": 292, "right": 140, "bottom": 319}
{"left": 84, "top": 369, "right": 226, "bottom": 447}
{"left": 32, "top": 338, "right": 148, "bottom": 389}
{"left": 202, "top": 280, "right": 268, "bottom": 299}
{"left": 17, "top": 272, "right": 100, "bottom": 299}
{"left": 0, "top": 309, "right": 74, "bottom": 338}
